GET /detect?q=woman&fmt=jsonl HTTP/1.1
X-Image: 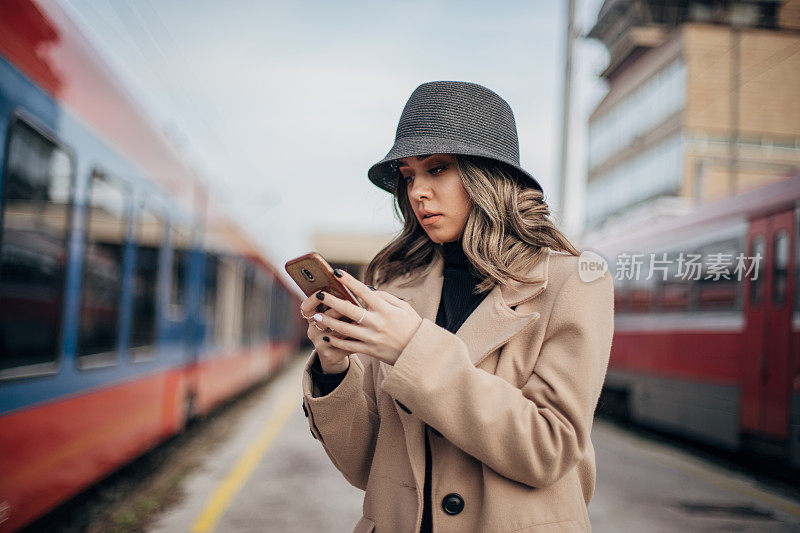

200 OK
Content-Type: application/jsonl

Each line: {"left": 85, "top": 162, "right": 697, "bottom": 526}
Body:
{"left": 299, "top": 81, "right": 614, "bottom": 533}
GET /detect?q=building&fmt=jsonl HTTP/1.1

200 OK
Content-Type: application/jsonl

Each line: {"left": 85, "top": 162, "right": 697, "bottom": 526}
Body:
{"left": 585, "top": 0, "right": 800, "bottom": 231}
{"left": 311, "top": 231, "right": 395, "bottom": 280}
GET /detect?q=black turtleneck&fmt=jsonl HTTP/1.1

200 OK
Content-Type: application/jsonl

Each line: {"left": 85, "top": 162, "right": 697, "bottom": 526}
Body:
{"left": 434, "top": 238, "right": 489, "bottom": 334}
{"left": 309, "top": 239, "right": 489, "bottom": 533}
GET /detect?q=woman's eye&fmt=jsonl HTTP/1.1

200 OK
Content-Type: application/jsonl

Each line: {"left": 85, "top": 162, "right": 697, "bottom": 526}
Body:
{"left": 401, "top": 165, "right": 446, "bottom": 182}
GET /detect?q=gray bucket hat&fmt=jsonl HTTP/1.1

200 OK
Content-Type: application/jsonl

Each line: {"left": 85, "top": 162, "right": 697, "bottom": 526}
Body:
{"left": 368, "top": 80, "right": 543, "bottom": 194}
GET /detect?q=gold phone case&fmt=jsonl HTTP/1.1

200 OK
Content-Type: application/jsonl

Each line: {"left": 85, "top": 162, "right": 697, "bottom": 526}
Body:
{"left": 284, "top": 252, "right": 366, "bottom": 313}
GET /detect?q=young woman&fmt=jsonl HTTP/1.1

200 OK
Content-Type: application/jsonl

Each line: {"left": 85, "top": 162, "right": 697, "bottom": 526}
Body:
{"left": 299, "top": 81, "right": 614, "bottom": 533}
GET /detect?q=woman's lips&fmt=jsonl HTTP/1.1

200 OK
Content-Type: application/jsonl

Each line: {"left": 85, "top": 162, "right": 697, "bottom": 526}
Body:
{"left": 421, "top": 214, "right": 443, "bottom": 226}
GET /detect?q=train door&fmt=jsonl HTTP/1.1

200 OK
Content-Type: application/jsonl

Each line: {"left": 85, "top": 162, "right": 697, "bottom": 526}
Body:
{"left": 742, "top": 208, "right": 795, "bottom": 441}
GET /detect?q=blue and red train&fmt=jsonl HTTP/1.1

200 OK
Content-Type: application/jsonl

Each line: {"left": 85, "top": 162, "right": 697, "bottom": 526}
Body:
{"left": 0, "top": 1, "right": 306, "bottom": 531}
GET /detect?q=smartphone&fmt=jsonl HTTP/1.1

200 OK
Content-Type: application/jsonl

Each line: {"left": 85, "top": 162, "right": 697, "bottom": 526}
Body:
{"left": 284, "top": 252, "right": 366, "bottom": 315}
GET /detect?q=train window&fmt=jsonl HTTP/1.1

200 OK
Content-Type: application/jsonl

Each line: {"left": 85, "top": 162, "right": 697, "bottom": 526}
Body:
{"left": 203, "top": 253, "right": 219, "bottom": 343}
{"left": 130, "top": 199, "right": 164, "bottom": 360}
{"left": 0, "top": 119, "right": 73, "bottom": 378}
{"left": 795, "top": 210, "right": 800, "bottom": 314}
{"left": 627, "top": 253, "right": 654, "bottom": 313}
{"left": 216, "top": 256, "right": 243, "bottom": 348}
{"left": 750, "top": 235, "right": 765, "bottom": 306}
{"left": 169, "top": 223, "right": 190, "bottom": 319}
{"left": 247, "top": 270, "right": 269, "bottom": 344}
{"left": 241, "top": 262, "right": 254, "bottom": 344}
{"left": 268, "top": 282, "right": 278, "bottom": 339}
{"left": 269, "top": 282, "right": 288, "bottom": 339}
{"left": 77, "top": 170, "right": 128, "bottom": 366}
{"left": 243, "top": 265, "right": 268, "bottom": 345}
{"left": 773, "top": 229, "right": 789, "bottom": 306}
{"left": 258, "top": 272, "right": 271, "bottom": 340}
{"left": 613, "top": 284, "right": 629, "bottom": 312}
{"left": 655, "top": 251, "right": 690, "bottom": 312}
{"left": 695, "top": 238, "right": 742, "bottom": 311}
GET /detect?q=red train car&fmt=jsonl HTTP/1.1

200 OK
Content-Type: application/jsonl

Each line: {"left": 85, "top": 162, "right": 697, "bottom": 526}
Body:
{"left": 0, "top": 1, "right": 306, "bottom": 531}
{"left": 581, "top": 173, "right": 800, "bottom": 469}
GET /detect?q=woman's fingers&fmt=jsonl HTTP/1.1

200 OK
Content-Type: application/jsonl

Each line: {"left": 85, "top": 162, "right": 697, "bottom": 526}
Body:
{"left": 300, "top": 289, "right": 356, "bottom": 319}
{"left": 307, "top": 306, "right": 345, "bottom": 333}
{"left": 311, "top": 312, "right": 368, "bottom": 343}
{"left": 315, "top": 289, "right": 372, "bottom": 325}
{"left": 305, "top": 306, "right": 351, "bottom": 366}
{"left": 361, "top": 279, "right": 408, "bottom": 309}
{"left": 334, "top": 269, "right": 388, "bottom": 312}
{"left": 321, "top": 306, "right": 345, "bottom": 319}
{"left": 300, "top": 291, "right": 326, "bottom": 318}
{"left": 371, "top": 289, "right": 410, "bottom": 309}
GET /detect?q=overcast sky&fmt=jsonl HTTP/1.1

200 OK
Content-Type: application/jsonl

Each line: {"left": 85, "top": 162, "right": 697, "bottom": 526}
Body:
{"left": 58, "top": 0, "right": 609, "bottom": 270}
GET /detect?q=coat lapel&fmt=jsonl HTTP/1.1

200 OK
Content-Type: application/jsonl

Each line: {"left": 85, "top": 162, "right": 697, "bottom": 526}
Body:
{"left": 389, "top": 246, "right": 551, "bottom": 366}
{"left": 382, "top": 247, "right": 552, "bottom": 493}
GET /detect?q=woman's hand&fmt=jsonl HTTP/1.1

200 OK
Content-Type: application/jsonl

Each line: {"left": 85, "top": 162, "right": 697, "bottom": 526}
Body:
{"left": 311, "top": 269, "right": 423, "bottom": 366}
{"left": 301, "top": 294, "right": 351, "bottom": 374}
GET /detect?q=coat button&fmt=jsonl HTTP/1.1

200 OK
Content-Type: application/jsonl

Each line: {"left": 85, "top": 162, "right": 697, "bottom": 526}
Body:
{"left": 395, "top": 399, "right": 412, "bottom": 414}
{"left": 442, "top": 493, "right": 464, "bottom": 515}
{"left": 430, "top": 426, "right": 443, "bottom": 438}
{"left": 302, "top": 400, "right": 309, "bottom": 418}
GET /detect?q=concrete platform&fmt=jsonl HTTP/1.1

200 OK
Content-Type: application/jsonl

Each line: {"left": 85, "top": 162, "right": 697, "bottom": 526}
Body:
{"left": 148, "top": 352, "right": 800, "bottom": 532}
{"left": 149, "top": 352, "right": 363, "bottom": 533}
{"left": 591, "top": 419, "right": 800, "bottom": 531}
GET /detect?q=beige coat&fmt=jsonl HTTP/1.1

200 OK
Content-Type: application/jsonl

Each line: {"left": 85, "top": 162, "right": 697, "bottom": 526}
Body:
{"left": 301, "top": 247, "right": 615, "bottom": 533}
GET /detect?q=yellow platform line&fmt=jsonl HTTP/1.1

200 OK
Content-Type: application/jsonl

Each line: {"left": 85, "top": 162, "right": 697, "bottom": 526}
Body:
{"left": 192, "top": 382, "right": 299, "bottom": 533}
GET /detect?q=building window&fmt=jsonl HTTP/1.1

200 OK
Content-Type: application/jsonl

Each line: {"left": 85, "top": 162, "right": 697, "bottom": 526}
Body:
{"left": 588, "top": 57, "right": 687, "bottom": 169}
{"left": 588, "top": 132, "right": 684, "bottom": 223}
{"left": 77, "top": 170, "right": 128, "bottom": 366}
{"left": 0, "top": 119, "right": 73, "bottom": 377}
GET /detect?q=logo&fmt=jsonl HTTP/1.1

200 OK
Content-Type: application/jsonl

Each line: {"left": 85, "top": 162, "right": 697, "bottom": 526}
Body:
{"left": 578, "top": 250, "right": 609, "bottom": 283}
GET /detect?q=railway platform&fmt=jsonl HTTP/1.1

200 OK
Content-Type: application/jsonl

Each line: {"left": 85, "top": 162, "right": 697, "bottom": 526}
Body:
{"left": 148, "top": 352, "right": 800, "bottom": 533}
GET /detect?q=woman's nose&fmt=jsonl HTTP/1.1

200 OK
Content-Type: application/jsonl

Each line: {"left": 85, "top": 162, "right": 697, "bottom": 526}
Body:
{"left": 409, "top": 177, "right": 432, "bottom": 201}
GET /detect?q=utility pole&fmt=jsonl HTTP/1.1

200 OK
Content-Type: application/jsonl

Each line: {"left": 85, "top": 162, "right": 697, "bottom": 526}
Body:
{"left": 729, "top": 23, "right": 741, "bottom": 194}
{"left": 557, "top": 0, "right": 576, "bottom": 228}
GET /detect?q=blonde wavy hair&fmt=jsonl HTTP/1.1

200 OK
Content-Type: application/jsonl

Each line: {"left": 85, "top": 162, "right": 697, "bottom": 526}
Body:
{"left": 363, "top": 154, "right": 580, "bottom": 294}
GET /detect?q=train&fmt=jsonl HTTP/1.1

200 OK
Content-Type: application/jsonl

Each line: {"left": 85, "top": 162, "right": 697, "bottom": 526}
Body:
{"left": 0, "top": 1, "right": 307, "bottom": 531}
{"left": 582, "top": 172, "right": 800, "bottom": 471}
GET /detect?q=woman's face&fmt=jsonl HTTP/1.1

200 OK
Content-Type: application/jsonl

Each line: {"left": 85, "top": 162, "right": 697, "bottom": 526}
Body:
{"left": 398, "top": 153, "right": 472, "bottom": 243}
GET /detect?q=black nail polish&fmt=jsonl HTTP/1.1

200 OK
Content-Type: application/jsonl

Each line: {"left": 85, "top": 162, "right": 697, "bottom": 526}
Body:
{"left": 367, "top": 285, "right": 376, "bottom": 291}
{"left": 316, "top": 291, "right": 325, "bottom": 300}
{"left": 334, "top": 268, "right": 343, "bottom": 278}
{"left": 323, "top": 336, "right": 330, "bottom": 342}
